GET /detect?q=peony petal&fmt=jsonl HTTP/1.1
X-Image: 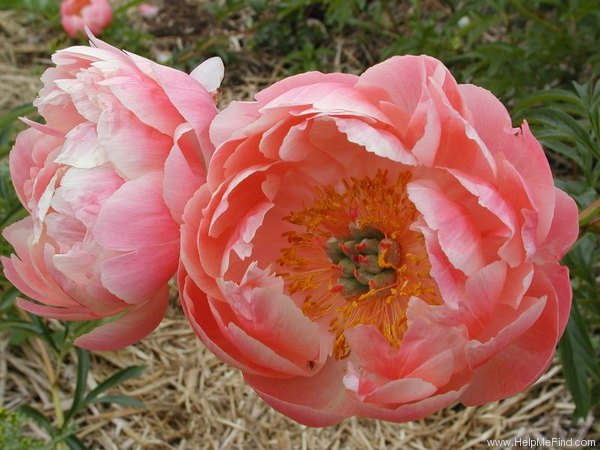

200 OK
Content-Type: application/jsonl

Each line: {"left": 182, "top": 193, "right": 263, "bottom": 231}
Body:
{"left": 460, "top": 294, "right": 558, "bottom": 405}
{"left": 361, "top": 378, "right": 438, "bottom": 405}
{"left": 51, "top": 246, "right": 123, "bottom": 314}
{"left": 9, "top": 127, "right": 63, "bottom": 210}
{"left": 543, "top": 263, "right": 572, "bottom": 337}
{"left": 459, "top": 261, "right": 507, "bottom": 336}
{"left": 126, "top": 52, "right": 218, "bottom": 138}
{"left": 245, "top": 359, "right": 356, "bottom": 427}
{"left": 346, "top": 319, "right": 467, "bottom": 388}
{"left": 448, "top": 169, "right": 523, "bottom": 266}
{"left": 209, "top": 101, "right": 260, "bottom": 148}
{"left": 102, "top": 75, "right": 182, "bottom": 135}
{"left": 538, "top": 188, "right": 579, "bottom": 261}
{"left": 2, "top": 218, "right": 77, "bottom": 307}
{"left": 218, "top": 263, "right": 322, "bottom": 369}
{"left": 261, "top": 82, "right": 389, "bottom": 124}
{"left": 408, "top": 178, "right": 485, "bottom": 275}
{"left": 74, "top": 285, "right": 169, "bottom": 351}
{"left": 94, "top": 173, "right": 179, "bottom": 251}
{"left": 190, "top": 56, "right": 225, "bottom": 93}
{"left": 356, "top": 389, "right": 461, "bottom": 423}
{"left": 179, "top": 185, "right": 224, "bottom": 299}
{"left": 100, "top": 241, "right": 178, "bottom": 304}
{"left": 206, "top": 165, "right": 277, "bottom": 273}
{"left": 357, "top": 55, "right": 435, "bottom": 113}
{"left": 98, "top": 107, "right": 173, "bottom": 179}
{"left": 55, "top": 122, "right": 108, "bottom": 169}
{"left": 163, "top": 124, "right": 207, "bottom": 223}
{"left": 465, "top": 296, "right": 547, "bottom": 368}
{"left": 225, "top": 324, "right": 312, "bottom": 376}
{"left": 411, "top": 219, "right": 465, "bottom": 308}
{"left": 16, "top": 298, "right": 99, "bottom": 321}
{"left": 255, "top": 72, "right": 358, "bottom": 105}
{"left": 460, "top": 84, "right": 556, "bottom": 242}
{"left": 50, "top": 166, "right": 124, "bottom": 229}
{"left": 333, "top": 117, "right": 415, "bottom": 164}
{"left": 180, "top": 271, "right": 290, "bottom": 377}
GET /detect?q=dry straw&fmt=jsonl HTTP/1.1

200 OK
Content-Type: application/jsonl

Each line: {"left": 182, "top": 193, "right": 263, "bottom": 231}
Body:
{"left": 2, "top": 297, "right": 599, "bottom": 450}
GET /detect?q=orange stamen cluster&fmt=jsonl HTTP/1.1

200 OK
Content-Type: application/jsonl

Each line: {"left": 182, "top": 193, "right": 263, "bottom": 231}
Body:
{"left": 277, "top": 170, "right": 441, "bottom": 359}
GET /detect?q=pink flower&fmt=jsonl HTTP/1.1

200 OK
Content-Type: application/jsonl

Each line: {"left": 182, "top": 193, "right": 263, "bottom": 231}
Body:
{"left": 60, "top": 0, "right": 113, "bottom": 38}
{"left": 179, "top": 55, "right": 578, "bottom": 425}
{"left": 2, "top": 36, "right": 223, "bottom": 351}
{"left": 138, "top": 3, "right": 160, "bottom": 19}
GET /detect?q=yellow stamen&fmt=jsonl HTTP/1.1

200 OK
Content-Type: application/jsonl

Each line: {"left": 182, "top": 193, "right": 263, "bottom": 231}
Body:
{"left": 276, "top": 170, "right": 441, "bottom": 359}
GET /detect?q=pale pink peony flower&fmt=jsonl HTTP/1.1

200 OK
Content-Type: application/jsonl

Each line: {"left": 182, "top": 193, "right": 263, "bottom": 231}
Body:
{"left": 2, "top": 36, "right": 224, "bottom": 351}
{"left": 60, "top": 0, "right": 113, "bottom": 38}
{"left": 138, "top": 3, "right": 160, "bottom": 19}
{"left": 179, "top": 55, "right": 578, "bottom": 425}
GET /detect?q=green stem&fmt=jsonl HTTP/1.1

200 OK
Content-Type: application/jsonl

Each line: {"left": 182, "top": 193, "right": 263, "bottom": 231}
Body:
{"left": 34, "top": 338, "right": 64, "bottom": 427}
{"left": 576, "top": 198, "right": 600, "bottom": 242}
{"left": 579, "top": 198, "right": 600, "bottom": 227}
{"left": 508, "top": 0, "right": 562, "bottom": 34}
{"left": 20, "top": 310, "right": 70, "bottom": 449}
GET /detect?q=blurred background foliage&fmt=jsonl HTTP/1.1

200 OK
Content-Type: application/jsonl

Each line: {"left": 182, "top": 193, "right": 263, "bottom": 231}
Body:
{"left": 206, "top": 0, "right": 600, "bottom": 102}
{"left": 1, "top": 0, "right": 599, "bottom": 446}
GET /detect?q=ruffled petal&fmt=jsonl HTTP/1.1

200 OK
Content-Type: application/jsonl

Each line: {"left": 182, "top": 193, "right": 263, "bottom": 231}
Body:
{"left": 245, "top": 359, "right": 356, "bottom": 427}
{"left": 74, "top": 285, "right": 169, "bottom": 351}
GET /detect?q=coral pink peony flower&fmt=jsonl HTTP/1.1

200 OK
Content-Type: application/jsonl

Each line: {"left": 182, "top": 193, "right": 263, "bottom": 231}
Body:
{"left": 2, "top": 36, "right": 223, "bottom": 351}
{"left": 179, "top": 55, "right": 578, "bottom": 425}
{"left": 60, "top": 0, "right": 113, "bottom": 38}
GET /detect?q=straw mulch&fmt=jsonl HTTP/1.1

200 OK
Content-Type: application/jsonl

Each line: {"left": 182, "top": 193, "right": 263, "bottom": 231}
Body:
{"left": 3, "top": 296, "right": 599, "bottom": 450}
{"left": 1, "top": 1, "right": 600, "bottom": 449}
{"left": 0, "top": 9, "right": 47, "bottom": 112}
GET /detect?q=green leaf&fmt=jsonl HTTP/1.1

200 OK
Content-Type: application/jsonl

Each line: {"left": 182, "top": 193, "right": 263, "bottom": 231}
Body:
{"left": 88, "top": 395, "right": 145, "bottom": 409}
{"left": 71, "top": 318, "right": 111, "bottom": 340}
{"left": 0, "top": 407, "right": 46, "bottom": 450}
{"left": 114, "top": 0, "right": 146, "bottom": 14}
{"left": 47, "top": 425, "right": 81, "bottom": 450}
{"left": 0, "top": 287, "right": 21, "bottom": 311}
{"left": 0, "top": 320, "right": 42, "bottom": 337}
{"left": 29, "top": 315, "right": 59, "bottom": 353}
{"left": 17, "top": 405, "right": 53, "bottom": 435}
{"left": 64, "top": 434, "right": 88, "bottom": 450}
{"left": 531, "top": 109, "right": 595, "bottom": 154}
{"left": 0, "top": 201, "right": 28, "bottom": 229}
{"left": 63, "top": 348, "right": 90, "bottom": 426}
{"left": 558, "top": 300, "right": 600, "bottom": 420}
{"left": 0, "top": 103, "right": 35, "bottom": 130}
{"left": 83, "top": 365, "right": 145, "bottom": 406}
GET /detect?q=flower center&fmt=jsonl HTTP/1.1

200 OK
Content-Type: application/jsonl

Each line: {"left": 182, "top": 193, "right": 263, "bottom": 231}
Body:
{"left": 277, "top": 170, "right": 441, "bottom": 359}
